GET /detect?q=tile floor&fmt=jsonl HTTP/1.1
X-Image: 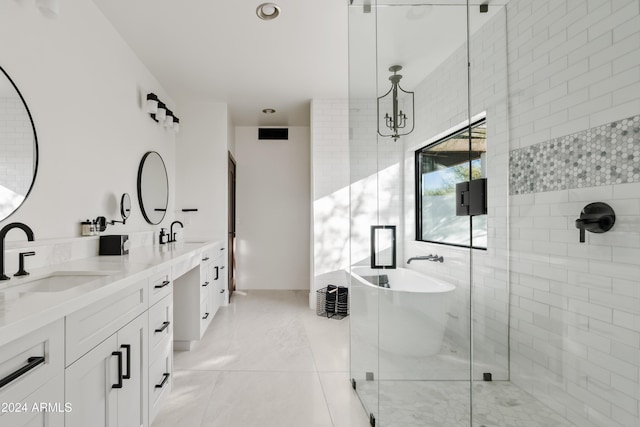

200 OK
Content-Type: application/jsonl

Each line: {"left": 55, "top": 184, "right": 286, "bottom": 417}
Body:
{"left": 151, "top": 290, "right": 371, "bottom": 427}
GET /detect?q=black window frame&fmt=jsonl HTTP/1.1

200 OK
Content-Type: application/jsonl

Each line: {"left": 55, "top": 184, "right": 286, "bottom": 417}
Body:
{"left": 414, "top": 118, "right": 487, "bottom": 250}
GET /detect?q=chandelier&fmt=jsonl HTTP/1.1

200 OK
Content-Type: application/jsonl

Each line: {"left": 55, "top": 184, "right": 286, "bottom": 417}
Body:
{"left": 377, "top": 65, "right": 415, "bottom": 141}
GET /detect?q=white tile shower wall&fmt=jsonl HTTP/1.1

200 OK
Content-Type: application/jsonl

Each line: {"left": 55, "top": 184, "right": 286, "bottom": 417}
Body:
{"left": 350, "top": 99, "right": 404, "bottom": 269}
{"left": 402, "top": 6, "right": 511, "bottom": 379}
{"left": 310, "top": 100, "right": 350, "bottom": 304}
{"left": 0, "top": 98, "right": 33, "bottom": 196}
{"left": 506, "top": 0, "right": 640, "bottom": 426}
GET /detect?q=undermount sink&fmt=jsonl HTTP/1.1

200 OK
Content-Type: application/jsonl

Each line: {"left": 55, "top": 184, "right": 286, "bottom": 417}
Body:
{"left": 8, "top": 271, "right": 116, "bottom": 293}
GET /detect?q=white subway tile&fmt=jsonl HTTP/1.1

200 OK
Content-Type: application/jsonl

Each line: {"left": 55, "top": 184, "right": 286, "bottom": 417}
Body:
{"left": 613, "top": 310, "right": 640, "bottom": 331}
{"left": 589, "top": 347, "right": 638, "bottom": 378}
{"left": 569, "top": 299, "right": 613, "bottom": 322}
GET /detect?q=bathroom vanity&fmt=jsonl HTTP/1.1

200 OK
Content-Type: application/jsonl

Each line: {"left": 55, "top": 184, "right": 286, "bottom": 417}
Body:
{"left": 0, "top": 240, "right": 224, "bottom": 427}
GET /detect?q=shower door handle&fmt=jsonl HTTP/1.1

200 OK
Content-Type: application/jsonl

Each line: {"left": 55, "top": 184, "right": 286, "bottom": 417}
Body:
{"left": 370, "top": 225, "right": 396, "bottom": 269}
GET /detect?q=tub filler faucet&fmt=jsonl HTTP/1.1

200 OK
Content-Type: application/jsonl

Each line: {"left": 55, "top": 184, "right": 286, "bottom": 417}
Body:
{"left": 407, "top": 254, "right": 444, "bottom": 264}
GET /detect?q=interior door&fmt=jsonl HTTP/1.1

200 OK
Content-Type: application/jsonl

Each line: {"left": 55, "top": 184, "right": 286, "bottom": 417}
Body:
{"left": 228, "top": 152, "right": 237, "bottom": 297}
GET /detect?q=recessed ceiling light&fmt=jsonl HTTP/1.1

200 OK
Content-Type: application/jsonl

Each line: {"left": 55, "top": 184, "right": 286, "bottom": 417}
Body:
{"left": 256, "top": 3, "right": 280, "bottom": 20}
{"left": 262, "top": 108, "right": 276, "bottom": 114}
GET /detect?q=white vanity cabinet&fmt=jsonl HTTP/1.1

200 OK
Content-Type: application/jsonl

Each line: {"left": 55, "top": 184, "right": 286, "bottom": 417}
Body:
{"left": 147, "top": 293, "right": 172, "bottom": 425}
{"left": 173, "top": 244, "right": 222, "bottom": 350}
{"left": 64, "top": 276, "right": 152, "bottom": 427}
{"left": 0, "top": 240, "right": 221, "bottom": 427}
{"left": 210, "top": 252, "right": 226, "bottom": 315}
{"left": 65, "top": 313, "right": 148, "bottom": 427}
{"left": 0, "top": 320, "right": 65, "bottom": 427}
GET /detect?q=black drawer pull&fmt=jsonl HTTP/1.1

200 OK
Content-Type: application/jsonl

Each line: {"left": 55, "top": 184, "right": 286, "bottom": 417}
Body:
{"left": 154, "top": 280, "right": 170, "bottom": 289}
{"left": 0, "top": 356, "right": 45, "bottom": 389}
{"left": 214, "top": 266, "right": 219, "bottom": 281}
{"left": 121, "top": 345, "right": 131, "bottom": 380}
{"left": 112, "top": 351, "right": 123, "bottom": 389}
{"left": 220, "top": 266, "right": 225, "bottom": 270}
{"left": 220, "top": 289, "right": 225, "bottom": 293}
{"left": 202, "top": 312, "right": 210, "bottom": 320}
{"left": 202, "top": 281, "right": 209, "bottom": 287}
{"left": 202, "top": 257, "right": 210, "bottom": 261}
{"left": 155, "top": 373, "right": 170, "bottom": 389}
{"left": 155, "top": 321, "right": 171, "bottom": 333}
{"left": 220, "top": 248, "right": 225, "bottom": 251}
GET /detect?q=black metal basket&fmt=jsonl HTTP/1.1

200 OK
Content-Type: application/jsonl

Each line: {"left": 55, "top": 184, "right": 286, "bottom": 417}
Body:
{"left": 316, "top": 285, "right": 349, "bottom": 319}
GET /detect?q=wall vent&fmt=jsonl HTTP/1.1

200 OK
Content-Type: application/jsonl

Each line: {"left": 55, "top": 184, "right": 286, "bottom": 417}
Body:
{"left": 258, "top": 128, "right": 288, "bottom": 140}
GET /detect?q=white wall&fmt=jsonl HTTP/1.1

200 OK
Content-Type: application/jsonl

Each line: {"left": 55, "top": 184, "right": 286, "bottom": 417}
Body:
{"left": 174, "top": 100, "right": 229, "bottom": 243}
{"left": 235, "top": 126, "right": 310, "bottom": 290}
{"left": 310, "top": 100, "right": 350, "bottom": 305}
{"left": 0, "top": 0, "right": 176, "bottom": 245}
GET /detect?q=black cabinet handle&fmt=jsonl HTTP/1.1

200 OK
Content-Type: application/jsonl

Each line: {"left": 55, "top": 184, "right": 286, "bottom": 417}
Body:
{"left": 0, "top": 356, "right": 45, "bottom": 389}
{"left": 220, "top": 289, "right": 225, "bottom": 294}
{"left": 214, "top": 266, "right": 219, "bottom": 281}
{"left": 112, "top": 351, "right": 123, "bottom": 389}
{"left": 220, "top": 248, "right": 225, "bottom": 251}
{"left": 202, "top": 281, "right": 209, "bottom": 287}
{"left": 202, "top": 257, "right": 210, "bottom": 261}
{"left": 121, "top": 345, "right": 131, "bottom": 380}
{"left": 155, "top": 321, "right": 171, "bottom": 333}
{"left": 154, "top": 280, "right": 170, "bottom": 289}
{"left": 155, "top": 373, "right": 170, "bottom": 389}
{"left": 202, "top": 312, "right": 209, "bottom": 320}
{"left": 220, "top": 266, "right": 225, "bottom": 270}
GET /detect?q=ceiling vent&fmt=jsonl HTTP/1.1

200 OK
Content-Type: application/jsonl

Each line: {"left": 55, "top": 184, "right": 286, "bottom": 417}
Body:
{"left": 258, "top": 128, "right": 288, "bottom": 140}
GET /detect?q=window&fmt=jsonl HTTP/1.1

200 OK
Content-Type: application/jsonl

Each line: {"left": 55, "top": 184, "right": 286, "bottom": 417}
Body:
{"left": 415, "top": 119, "right": 487, "bottom": 249}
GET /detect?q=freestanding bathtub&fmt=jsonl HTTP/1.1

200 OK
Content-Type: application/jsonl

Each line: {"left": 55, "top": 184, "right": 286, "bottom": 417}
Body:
{"left": 350, "top": 267, "right": 455, "bottom": 357}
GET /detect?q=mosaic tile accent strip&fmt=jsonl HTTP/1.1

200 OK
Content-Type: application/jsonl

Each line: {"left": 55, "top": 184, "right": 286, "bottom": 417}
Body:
{"left": 509, "top": 115, "right": 640, "bottom": 195}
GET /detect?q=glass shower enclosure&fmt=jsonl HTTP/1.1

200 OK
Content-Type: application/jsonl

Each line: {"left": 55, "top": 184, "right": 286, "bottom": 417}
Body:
{"left": 348, "top": 1, "right": 640, "bottom": 426}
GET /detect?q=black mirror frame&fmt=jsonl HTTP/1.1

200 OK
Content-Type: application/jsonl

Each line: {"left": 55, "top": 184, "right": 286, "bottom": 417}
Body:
{"left": 137, "top": 151, "right": 169, "bottom": 225}
{"left": 0, "top": 66, "right": 39, "bottom": 223}
{"left": 120, "top": 193, "right": 132, "bottom": 220}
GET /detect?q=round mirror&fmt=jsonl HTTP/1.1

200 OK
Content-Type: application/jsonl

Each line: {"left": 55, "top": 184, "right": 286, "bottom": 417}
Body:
{"left": 137, "top": 151, "right": 168, "bottom": 225}
{"left": 120, "top": 193, "right": 132, "bottom": 221}
{"left": 0, "top": 66, "right": 38, "bottom": 221}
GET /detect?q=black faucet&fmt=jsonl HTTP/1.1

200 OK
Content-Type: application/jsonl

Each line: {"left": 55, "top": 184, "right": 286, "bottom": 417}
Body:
{"left": 0, "top": 222, "right": 35, "bottom": 281}
{"left": 169, "top": 221, "right": 184, "bottom": 243}
{"left": 407, "top": 254, "right": 444, "bottom": 264}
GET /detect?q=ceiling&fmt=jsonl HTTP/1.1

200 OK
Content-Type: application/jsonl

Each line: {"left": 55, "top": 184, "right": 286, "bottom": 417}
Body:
{"left": 92, "top": 0, "right": 508, "bottom": 127}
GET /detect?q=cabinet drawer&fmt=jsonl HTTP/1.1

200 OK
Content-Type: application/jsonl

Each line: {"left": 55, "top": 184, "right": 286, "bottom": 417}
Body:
{"left": 200, "top": 280, "right": 210, "bottom": 304}
{"left": 0, "top": 374, "right": 64, "bottom": 427}
{"left": 65, "top": 279, "right": 148, "bottom": 365}
{"left": 200, "top": 247, "right": 215, "bottom": 264}
{"left": 0, "top": 320, "right": 64, "bottom": 405}
{"left": 149, "top": 268, "right": 172, "bottom": 307}
{"left": 149, "top": 338, "right": 172, "bottom": 425}
{"left": 199, "top": 299, "right": 211, "bottom": 336}
{"left": 149, "top": 294, "right": 173, "bottom": 355}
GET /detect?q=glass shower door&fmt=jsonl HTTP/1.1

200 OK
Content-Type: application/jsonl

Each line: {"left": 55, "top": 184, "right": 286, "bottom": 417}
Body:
{"left": 348, "top": 0, "right": 381, "bottom": 421}
{"left": 349, "top": 1, "right": 473, "bottom": 426}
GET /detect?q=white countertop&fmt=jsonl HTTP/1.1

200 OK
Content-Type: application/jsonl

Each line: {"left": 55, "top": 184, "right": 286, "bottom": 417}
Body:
{"left": 0, "top": 241, "right": 220, "bottom": 347}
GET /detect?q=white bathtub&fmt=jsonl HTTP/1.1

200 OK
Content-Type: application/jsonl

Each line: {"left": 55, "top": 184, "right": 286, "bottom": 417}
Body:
{"left": 350, "top": 267, "right": 455, "bottom": 356}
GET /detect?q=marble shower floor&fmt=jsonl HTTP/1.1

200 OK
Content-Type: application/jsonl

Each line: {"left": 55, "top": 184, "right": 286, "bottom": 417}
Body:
{"left": 151, "top": 290, "right": 370, "bottom": 427}
{"left": 356, "top": 380, "right": 576, "bottom": 427}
